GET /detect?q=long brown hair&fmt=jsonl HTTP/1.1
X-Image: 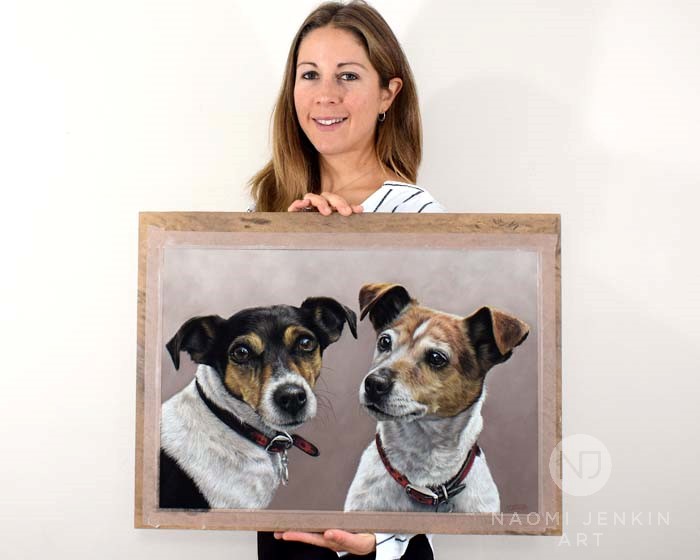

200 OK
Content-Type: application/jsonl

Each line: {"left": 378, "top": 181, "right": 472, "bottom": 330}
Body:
{"left": 249, "top": 0, "right": 422, "bottom": 211}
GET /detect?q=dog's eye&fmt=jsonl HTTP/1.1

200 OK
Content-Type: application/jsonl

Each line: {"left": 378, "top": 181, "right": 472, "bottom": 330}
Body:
{"left": 297, "top": 336, "right": 317, "bottom": 353}
{"left": 426, "top": 350, "right": 448, "bottom": 369}
{"left": 377, "top": 334, "right": 392, "bottom": 352}
{"left": 229, "top": 345, "right": 251, "bottom": 363}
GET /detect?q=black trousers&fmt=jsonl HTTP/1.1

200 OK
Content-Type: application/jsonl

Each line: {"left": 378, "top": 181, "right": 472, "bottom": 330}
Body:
{"left": 257, "top": 532, "right": 434, "bottom": 559}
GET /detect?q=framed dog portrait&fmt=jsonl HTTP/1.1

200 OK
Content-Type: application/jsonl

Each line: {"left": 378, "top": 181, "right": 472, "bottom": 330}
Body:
{"left": 134, "top": 212, "right": 561, "bottom": 535}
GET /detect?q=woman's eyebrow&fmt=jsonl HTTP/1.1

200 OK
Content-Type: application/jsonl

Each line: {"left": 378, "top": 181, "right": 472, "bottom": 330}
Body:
{"left": 296, "top": 61, "right": 367, "bottom": 70}
{"left": 338, "top": 62, "right": 367, "bottom": 70}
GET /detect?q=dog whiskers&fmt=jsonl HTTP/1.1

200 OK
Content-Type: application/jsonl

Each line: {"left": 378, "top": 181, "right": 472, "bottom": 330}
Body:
{"left": 314, "top": 392, "right": 337, "bottom": 425}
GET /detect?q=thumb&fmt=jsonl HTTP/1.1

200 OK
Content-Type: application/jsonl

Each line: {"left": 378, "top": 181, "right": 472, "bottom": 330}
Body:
{"left": 324, "top": 530, "right": 344, "bottom": 544}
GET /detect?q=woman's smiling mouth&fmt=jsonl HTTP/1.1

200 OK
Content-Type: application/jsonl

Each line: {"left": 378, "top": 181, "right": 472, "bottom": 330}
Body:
{"left": 313, "top": 117, "right": 348, "bottom": 130}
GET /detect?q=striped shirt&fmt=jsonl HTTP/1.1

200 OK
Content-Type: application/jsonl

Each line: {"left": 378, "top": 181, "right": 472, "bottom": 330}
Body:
{"left": 361, "top": 181, "right": 446, "bottom": 214}
{"left": 247, "top": 181, "right": 445, "bottom": 216}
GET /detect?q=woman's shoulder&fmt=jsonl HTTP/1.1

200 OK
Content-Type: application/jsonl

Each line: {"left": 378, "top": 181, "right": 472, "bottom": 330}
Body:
{"left": 362, "top": 181, "right": 446, "bottom": 213}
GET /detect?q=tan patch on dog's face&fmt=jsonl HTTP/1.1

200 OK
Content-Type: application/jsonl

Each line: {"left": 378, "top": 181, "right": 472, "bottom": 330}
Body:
{"left": 224, "top": 362, "right": 272, "bottom": 409}
{"left": 232, "top": 333, "right": 264, "bottom": 355}
{"left": 223, "top": 327, "right": 323, "bottom": 410}
{"left": 380, "top": 306, "right": 483, "bottom": 417}
{"left": 223, "top": 333, "right": 268, "bottom": 409}
{"left": 283, "top": 326, "right": 311, "bottom": 348}
{"left": 283, "top": 325, "right": 322, "bottom": 387}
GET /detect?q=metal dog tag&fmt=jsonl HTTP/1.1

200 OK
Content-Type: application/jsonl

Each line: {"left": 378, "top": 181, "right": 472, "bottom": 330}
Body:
{"left": 436, "top": 501, "right": 454, "bottom": 513}
{"left": 279, "top": 450, "right": 289, "bottom": 486}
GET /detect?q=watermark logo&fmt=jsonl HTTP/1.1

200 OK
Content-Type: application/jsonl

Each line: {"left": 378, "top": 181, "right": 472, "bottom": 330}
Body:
{"left": 549, "top": 434, "right": 611, "bottom": 496}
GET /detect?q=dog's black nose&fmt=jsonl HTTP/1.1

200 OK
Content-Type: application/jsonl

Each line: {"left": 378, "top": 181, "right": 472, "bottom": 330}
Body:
{"left": 364, "top": 373, "right": 394, "bottom": 400}
{"left": 274, "top": 384, "right": 307, "bottom": 415}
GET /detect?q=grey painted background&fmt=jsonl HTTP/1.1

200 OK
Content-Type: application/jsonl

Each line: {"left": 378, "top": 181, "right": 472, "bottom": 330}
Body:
{"left": 160, "top": 246, "right": 539, "bottom": 512}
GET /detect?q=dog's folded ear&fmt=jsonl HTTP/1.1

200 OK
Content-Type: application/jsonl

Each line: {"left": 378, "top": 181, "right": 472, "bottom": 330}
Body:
{"left": 465, "top": 307, "right": 529, "bottom": 370}
{"left": 359, "top": 283, "right": 414, "bottom": 331}
{"left": 301, "top": 297, "right": 358, "bottom": 348}
{"left": 166, "top": 315, "right": 226, "bottom": 370}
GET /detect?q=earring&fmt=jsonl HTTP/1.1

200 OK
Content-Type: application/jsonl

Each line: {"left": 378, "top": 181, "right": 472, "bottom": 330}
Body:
{"left": 378, "top": 112, "right": 386, "bottom": 122}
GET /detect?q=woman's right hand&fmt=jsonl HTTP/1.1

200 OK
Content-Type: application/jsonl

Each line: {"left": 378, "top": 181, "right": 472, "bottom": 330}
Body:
{"left": 287, "top": 192, "right": 364, "bottom": 216}
{"left": 274, "top": 530, "right": 376, "bottom": 555}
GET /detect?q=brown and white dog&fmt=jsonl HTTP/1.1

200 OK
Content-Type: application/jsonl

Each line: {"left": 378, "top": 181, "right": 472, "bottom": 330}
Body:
{"left": 160, "top": 298, "right": 357, "bottom": 510}
{"left": 344, "top": 283, "right": 529, "bottom": 513}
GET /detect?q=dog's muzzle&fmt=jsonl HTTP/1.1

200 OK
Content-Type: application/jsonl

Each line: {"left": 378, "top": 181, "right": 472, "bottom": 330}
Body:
{"left": 273, "top": 383, "right": 308, "bottom": 416}
{"left": 364, "top": 369, "right": 394, "bottom": 403}
{"left": 261, "top": 372, "right": 317, "bottom": 430}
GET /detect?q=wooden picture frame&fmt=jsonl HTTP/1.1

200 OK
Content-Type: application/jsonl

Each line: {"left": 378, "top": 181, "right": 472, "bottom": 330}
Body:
{"left": 135, "top": 212, "right": 561, "bottom": 535}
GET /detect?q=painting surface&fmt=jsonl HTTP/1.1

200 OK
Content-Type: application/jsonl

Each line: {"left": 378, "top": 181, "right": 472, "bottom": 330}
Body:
{"left": 159, "top": 246, "right": 539, "bottom": 513}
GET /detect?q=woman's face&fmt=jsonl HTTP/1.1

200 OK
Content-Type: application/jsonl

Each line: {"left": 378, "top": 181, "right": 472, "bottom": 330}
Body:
{"left": 294, "top": 26, "right": 401, "bottom": 160}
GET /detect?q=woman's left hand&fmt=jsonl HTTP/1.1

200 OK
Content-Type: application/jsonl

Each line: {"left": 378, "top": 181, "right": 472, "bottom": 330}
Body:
{"left": 274, "top": 529, "right": 376, "bottom": 555}
{"left": 287, "top": 192, "right": 364, "bottom": 216}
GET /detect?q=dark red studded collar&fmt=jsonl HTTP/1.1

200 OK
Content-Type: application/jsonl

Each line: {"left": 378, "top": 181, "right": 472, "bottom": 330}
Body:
{"left": 375, "top": 432, "right": 481, "bottom": 511}
{"left": 195, "top": 380, "right": 319, "bottom": 457}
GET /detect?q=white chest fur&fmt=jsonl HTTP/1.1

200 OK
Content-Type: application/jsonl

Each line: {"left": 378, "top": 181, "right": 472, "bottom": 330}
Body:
{"left": 344, "top": 442, "right": 499, "bottom": 513}
{"left": 344, "top": 393, "right": 500, "bottom": 513}
{"left": 160, "top": 367, "right": 283, "bottom": 509}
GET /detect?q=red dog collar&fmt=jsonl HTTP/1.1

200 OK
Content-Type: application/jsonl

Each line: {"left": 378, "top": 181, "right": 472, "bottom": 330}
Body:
{"left": 375, "top": 432, "right": 480, "bottom": 510}
{"left": 195, "top": 380, "right": 319, "bottom": 457}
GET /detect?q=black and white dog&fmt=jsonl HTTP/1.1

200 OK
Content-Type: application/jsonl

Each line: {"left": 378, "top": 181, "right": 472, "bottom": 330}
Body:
{"left": 160, "top": 297, "right": 356, "bottom": 509}
{"left": 345, "top": 283, "right": 529, "bottom": 513}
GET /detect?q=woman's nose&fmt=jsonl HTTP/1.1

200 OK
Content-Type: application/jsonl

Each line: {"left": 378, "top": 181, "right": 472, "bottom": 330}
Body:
{"left": 315, "top": 76, "right": 342, "bottom": 104}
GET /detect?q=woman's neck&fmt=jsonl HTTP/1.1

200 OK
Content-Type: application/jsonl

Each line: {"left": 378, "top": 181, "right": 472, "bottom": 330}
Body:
{"left": 319, "top": 150, "right": 400, "bottom": 204}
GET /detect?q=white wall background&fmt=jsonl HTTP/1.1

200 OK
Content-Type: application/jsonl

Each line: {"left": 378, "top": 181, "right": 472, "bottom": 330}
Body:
{"left": 1, "top": 0, "right": 698, "bottom": 558}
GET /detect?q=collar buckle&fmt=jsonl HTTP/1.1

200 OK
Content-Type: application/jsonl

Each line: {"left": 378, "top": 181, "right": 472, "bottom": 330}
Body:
{"left": 265, "top": 432, "right": 293, "bottom": 452}
{"left": 406, "top": 483, "right": 438, "bottom": 501}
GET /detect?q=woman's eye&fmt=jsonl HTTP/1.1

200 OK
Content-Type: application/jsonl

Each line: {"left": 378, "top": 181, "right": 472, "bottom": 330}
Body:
{"left": 426, "top": 350, "right": 448, "bottom": 369}
{"left": 377, "top": 334, "right": 392, "bottom": 352}
{"left": 339, "top": 72, "right": 358, "bottom": 81}
{"left": 230, "top": 346, "right": 251, "bottom": 363}
{"left": 297, "top": 336, "right": 317, "bottom": 352}
{"left": 300, "top": 70, "right": 318, "bottom": 80}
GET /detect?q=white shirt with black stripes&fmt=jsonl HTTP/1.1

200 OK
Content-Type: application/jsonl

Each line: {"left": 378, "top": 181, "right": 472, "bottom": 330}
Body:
{"left": 246, "top": 181, "right": 445, "bottom": 216}
{"left": 360, "top": 181, "right": 446, "bottom": 214}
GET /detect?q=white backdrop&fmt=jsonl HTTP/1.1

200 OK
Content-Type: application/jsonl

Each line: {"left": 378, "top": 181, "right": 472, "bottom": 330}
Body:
{"left": 1, "top": 0, "right": 699, "bottom": 558}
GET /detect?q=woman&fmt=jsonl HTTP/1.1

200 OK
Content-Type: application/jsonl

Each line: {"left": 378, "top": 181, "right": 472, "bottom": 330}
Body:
{"left": 251, "top": 2, "right": 443, "bottom": 558}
